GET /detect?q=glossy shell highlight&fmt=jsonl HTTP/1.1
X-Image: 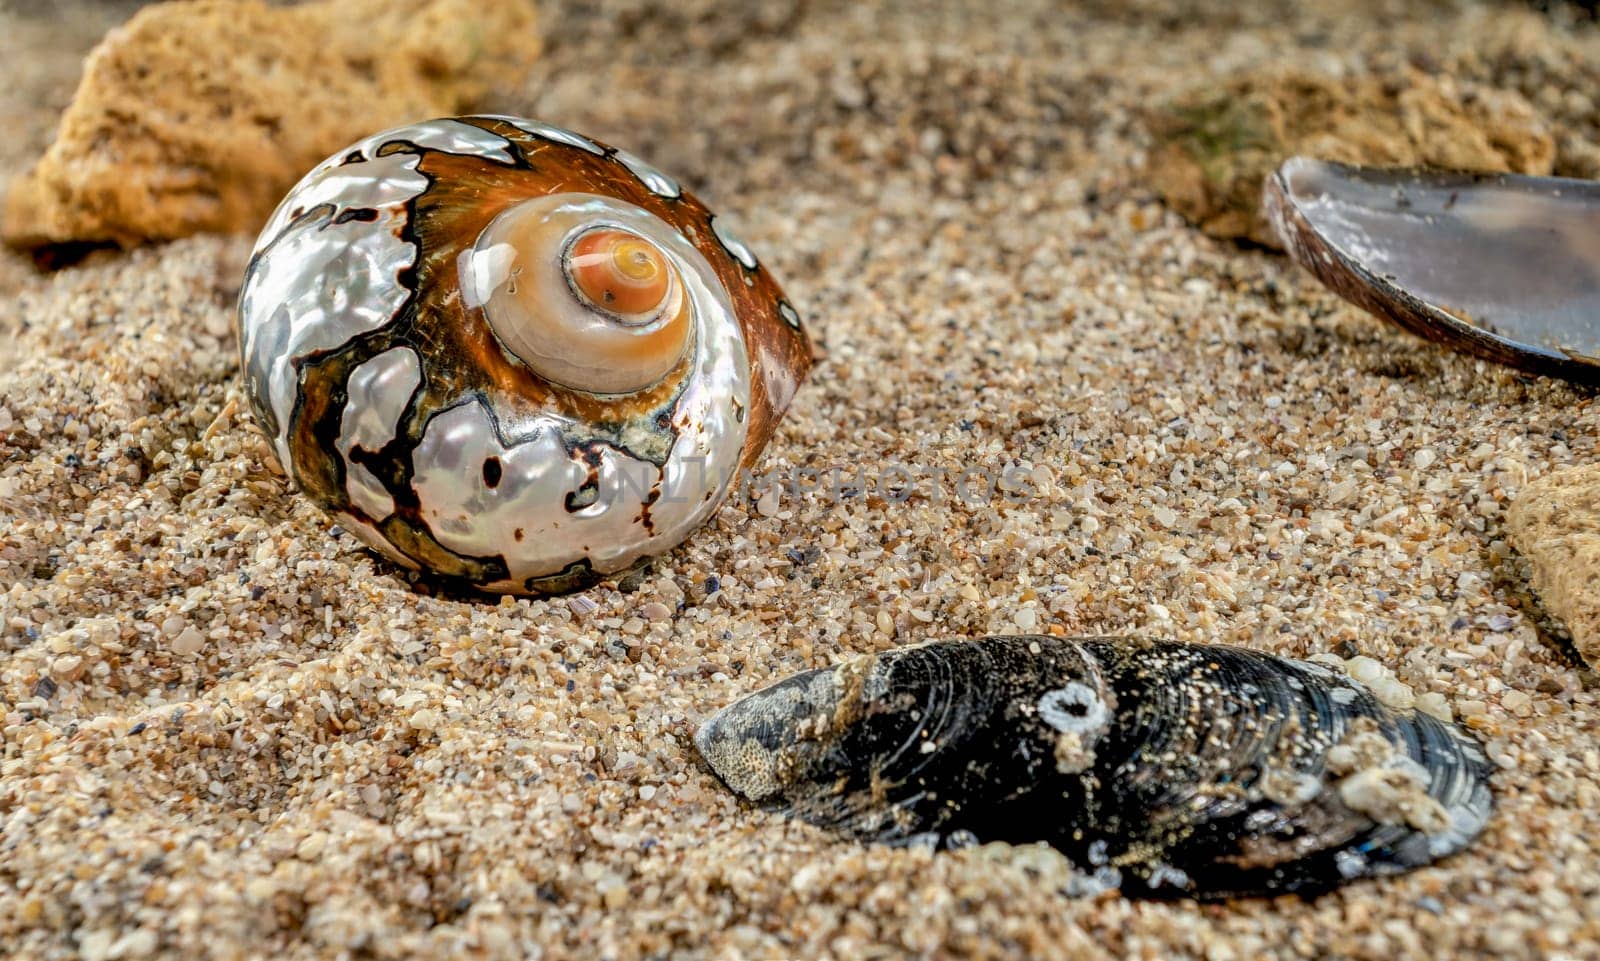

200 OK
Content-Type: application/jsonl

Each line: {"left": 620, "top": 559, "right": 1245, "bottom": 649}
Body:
{"left": 237, "top": 116, "right": 812, "bottom": 593}
{"left": 696, "top": 636, "right": 1493, "bottom": 899}
{"left": 1265, "top": 156, "right": 1600, "bottom": 386}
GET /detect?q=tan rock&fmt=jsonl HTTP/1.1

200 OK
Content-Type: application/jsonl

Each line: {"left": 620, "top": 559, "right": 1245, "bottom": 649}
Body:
{"left": 1145, "top": 67, "right": 1554, "bottom": 248}
{"left": 2, "top": 0, "right": 541, "bottom": 252}
{"left": 1508, "top": 463, "right": 1600, "bottom": 667}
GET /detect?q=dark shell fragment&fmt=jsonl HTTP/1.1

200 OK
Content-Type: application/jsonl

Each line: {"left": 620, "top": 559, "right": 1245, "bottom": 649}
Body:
{"left": 695, "top": 636, "right": 1493, "bottom": 900}
{"left": 1265, "top": 156, "right": 1600, "bottom": 386}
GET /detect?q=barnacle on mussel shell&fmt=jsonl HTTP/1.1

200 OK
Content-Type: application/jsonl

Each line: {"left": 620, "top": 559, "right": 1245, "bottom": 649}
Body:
{"left": 696, "top": 636, "right": 1493, "bottom": 899}
{"left": 1265, "top": 156, "right": 1600, "bottom": 386}
{"left": 236, "top": 116, "right": 812, "bottom": 593}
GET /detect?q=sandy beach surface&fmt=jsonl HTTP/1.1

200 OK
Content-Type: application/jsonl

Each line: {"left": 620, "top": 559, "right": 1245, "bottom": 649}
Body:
{"left": 2, "top": 1, "right": 1598, "bottom": 958}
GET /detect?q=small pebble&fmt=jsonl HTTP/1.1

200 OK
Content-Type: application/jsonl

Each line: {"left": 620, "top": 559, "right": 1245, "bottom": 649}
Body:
{"left": 170, "top": 627, "right": 206, "bottom": 657}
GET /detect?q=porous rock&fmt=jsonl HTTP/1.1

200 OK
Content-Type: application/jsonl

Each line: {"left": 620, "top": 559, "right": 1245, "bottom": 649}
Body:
{"left": 1145, "top": 67, "right": 1554, "bottom": 248}
{"left": 1, "top": 0, "right": 541, "bottom": 252}
{"left": 1509, "top": 463, "right": 1600, "bottom": 667}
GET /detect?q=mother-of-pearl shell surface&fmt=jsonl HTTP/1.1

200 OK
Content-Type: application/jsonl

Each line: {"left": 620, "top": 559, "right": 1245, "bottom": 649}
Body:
{"left": 237, "top": 117, "right": 812, "bottom": 593}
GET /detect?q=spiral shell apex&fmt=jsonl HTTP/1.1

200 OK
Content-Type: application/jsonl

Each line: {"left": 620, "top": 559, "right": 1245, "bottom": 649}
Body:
{"left": 237, "top": 116, "right": 813, "bottom": 593}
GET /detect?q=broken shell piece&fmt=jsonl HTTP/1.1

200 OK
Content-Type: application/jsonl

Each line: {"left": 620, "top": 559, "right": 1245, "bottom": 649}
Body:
{"left": 696, "top": 636, "right": 1493, "bottom": 900}
{"left": 1265, "top": 156, "right": 1600, "bottom": 386}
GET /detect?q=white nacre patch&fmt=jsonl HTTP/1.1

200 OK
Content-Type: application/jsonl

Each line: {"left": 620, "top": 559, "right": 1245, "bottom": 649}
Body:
{"left": 710, "top": 215, "right": 759, "bottom": 270}
{"left": 337, "top": 346, "right": 422, "bottom": 520}
{"left": 615, "top": 148, "right": 683, "bottom": 199}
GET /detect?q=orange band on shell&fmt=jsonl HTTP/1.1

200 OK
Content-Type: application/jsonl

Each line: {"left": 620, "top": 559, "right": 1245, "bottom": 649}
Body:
{"left": 567, "top": 228, "right": 673, "bottom": 319}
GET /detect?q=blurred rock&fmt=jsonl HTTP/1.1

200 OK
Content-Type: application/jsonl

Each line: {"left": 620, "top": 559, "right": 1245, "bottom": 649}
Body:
{"left": 1509, "top": 463, "right": 1600, "bottom": 667}
{"left": 1448, "top": 11, "right": 1600, "bottom": 181}
{"left": 2, "top": 0, "right": 540, "bottom": 254}
{"left": 1145, "top": 67, "right": 1554, "bottom": 248}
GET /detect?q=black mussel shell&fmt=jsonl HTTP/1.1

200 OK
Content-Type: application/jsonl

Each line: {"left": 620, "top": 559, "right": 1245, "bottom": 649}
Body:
{"left": 695, "top": 636, "right": 1493, "bottom": 900}
{"left": 1265, "top": 156, "right": 1600, "bottom": 386}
